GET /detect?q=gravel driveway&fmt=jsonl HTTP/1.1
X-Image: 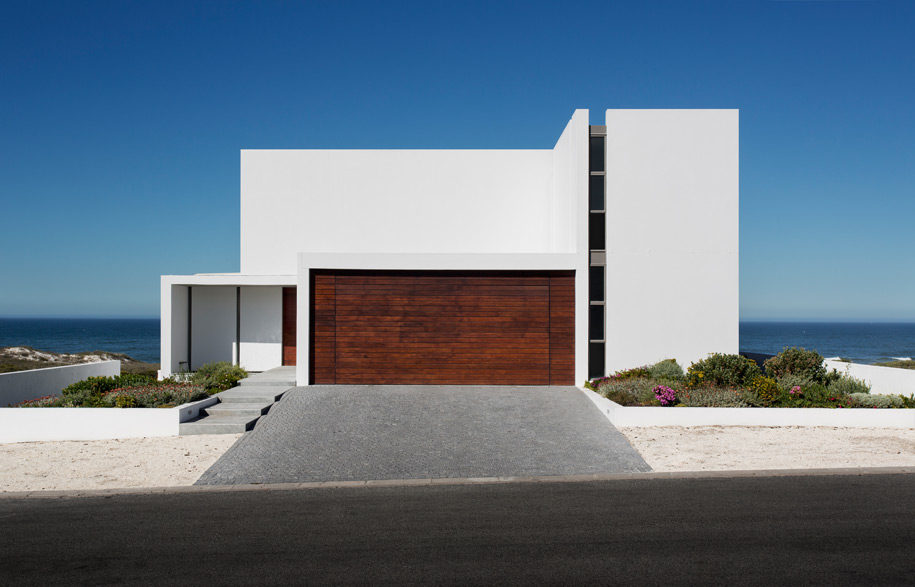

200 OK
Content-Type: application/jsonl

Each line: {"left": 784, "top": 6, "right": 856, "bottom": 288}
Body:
{"left": 196, "top": 385, "right": 650, "bottom": 485}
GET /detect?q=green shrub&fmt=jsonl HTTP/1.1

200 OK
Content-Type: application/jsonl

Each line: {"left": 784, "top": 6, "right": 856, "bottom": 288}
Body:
{"left": 115, "top": 395, "right": 138, "bottom": 408}
{"left": 648, "top": 359, "right": 684, "bottom": 380}
{"left": 873, "top": 359, "right": 915, "bottom": 370}
{"left": 598, "top": 377, "right": 670, "bottom": 406}
{"left": 677, "top": 387, "right": 750, "bottom": 407}
{"left": 848, "top": 393, "right": 903, "bottom": 408}
{"left": 775, "top": 373, "right": 817, "bottom": 392}
{"left": 751, "top": 376, "right": 781, "bottom": 405}
{"left": 14, "top": 395, "right": 64, "bottom": 407}
{"left": 828, "top": 376, "right": 871, "bottom": 396}
{"left": 615, "top": 366, "right": 651, "bottom": 380}
{"left": 61, "top": 374, "right": 155, "bottom": 397}
{"left": 686, "top": 354, "right": 761, "bottom": 388}
{"left": 190, "top": 362, "right": 248, "bottom": 393}
{"left": 600, "top": 387, "right": 643, "bottom": 406}
{"left": 102, "top": 383, "right": 208, "bottom": 408}
{"left": 764, "top": 347, "right": 829, "bottom": 383}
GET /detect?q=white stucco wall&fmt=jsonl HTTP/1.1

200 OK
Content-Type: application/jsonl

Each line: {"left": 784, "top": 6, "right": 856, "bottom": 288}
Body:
{"left": 0, "top": 361, "right": 121, "bottom": 407}
{"left": 550, "top": 109, "right": 589, "bottom": 254}
{"left": 159, "top": 283, "right": 189, "bottom": 376}
{"left": 824, "top": 360, "right": 915, "bottom": 396}
{"left": 239, "top": 286, "right": 282, "bottom": 372}
{"left": 241, "top": 149, "right": 555, "bottom": 275}
{"left": 603, "top": 109, "right": 739, "bottom": 372}
{"left": 190, "top": 286, "right": 237, "bottom": 370}
{"left": 552, "top": 110, "right": 592, "bottom": 383}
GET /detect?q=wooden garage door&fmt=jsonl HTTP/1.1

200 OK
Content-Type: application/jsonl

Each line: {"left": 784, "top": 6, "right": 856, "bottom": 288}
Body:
{"left": 310, "top": 270, "right": 574, "bottom": 385}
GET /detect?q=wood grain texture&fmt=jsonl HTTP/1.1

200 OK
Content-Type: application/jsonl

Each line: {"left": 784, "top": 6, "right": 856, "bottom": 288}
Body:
{"left": 282, "top": 287, "right": 297, "bottom": 367}
{"left": 310, "top": 274, "right": 335, "bottom": 384}
{"left": 309, "top": 271, "right": 575, "bottom": 385}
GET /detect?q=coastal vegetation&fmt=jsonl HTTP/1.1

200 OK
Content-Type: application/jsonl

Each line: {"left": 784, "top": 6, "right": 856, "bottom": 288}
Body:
{"left": 0, "top": 346, "right": 158, "bottom": 376}
{"left": 874, "top": 359, "right": 915, "bottom": 370}
{"left": 587, "top": 348, "right": 915, "bottom": 409}
{"left": 13, "top": 361, "right": 247, "bottom": 408}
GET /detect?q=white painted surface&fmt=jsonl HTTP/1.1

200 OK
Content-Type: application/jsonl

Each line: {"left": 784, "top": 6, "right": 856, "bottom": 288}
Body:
{"left": 0, "top": 361, "right": 121, "bottom": 407}
{"left": 550, "top": 110, "right": 589, "bottom": 254}
{"left": 580, "top": 387, "right": 915, "bottom": 429}
{"left": 242, "top": 149, "right": 555, "bottom": 275}
{"left": 160, "top": 275, "right": 295, "bottom": 378}
{"left": 0, "top": 396, "right": 216, "bottom": 443}
{"left": 162, "top": 109, "right": 741, "bottom": 384}
{"left": 552, "top": 110, "right": 591, "bottom": 383}
{"left": 296, "top": 253, "right": 581, "bottom": 386}
{"left": 825, "top": 361, "right": 915, "bottom": 396}
{"left": 603, "top": 109, "right": 739, "bottom": 373}
{"left": 159, "top": 283, "right": 188, "bottom": 377}
{"left": 239, "top": 286, "right": 282, "bottom": 372}
{"left": 190, "top": 286, "right": 236, "bottom": 370}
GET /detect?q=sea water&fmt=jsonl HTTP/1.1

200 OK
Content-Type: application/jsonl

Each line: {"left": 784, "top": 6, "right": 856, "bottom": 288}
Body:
{"left": 0, "top": 318, "right": 160, "bottom": 363}
{"left": 739, "top": 322, "right": 915, "bottom": 364}
{"left": 0, "top": 318, "right": 912, "bottom": 366}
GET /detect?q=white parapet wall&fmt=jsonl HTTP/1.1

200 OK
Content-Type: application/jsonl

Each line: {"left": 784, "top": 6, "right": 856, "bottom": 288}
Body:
{"left": 580, "top": 387, "right": 915, "bottom": 429}
{"left": 825, "top": 360, "right": 915, "bottom": 397}
{"left": 0, "top": 361, "right": 121, "bottom": 407}
{"left": 0, "top": 395, "right": 217, "bottom": 443}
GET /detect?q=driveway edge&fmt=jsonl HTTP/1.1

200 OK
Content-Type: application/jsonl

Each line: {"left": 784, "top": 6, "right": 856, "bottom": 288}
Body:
{"left": 4, "top": 466, "right": 915, "bottom": 500}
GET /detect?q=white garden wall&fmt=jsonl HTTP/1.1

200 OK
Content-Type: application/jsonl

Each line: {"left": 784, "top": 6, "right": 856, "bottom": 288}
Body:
{"left": 0, "top": 396, "right": 217, "bottom": 443}
{"left": 0, "top": 361, "right": 120, "bottom": 407}
{"left": 580, "top": 387, "right": 915, "bottom": 429}
{"left": 825, "top": 360, "right": 915, "bottom": 397}
{"left": 603, "top": 109, "right": 739, "bottom": 373}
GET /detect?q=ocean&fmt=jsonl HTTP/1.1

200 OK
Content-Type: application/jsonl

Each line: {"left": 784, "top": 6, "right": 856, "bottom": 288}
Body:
{"left": 0, "top": 318, "right": 161, "bottom": 364}
{"left": 739, "top": 322, "right": 915, "bottom": 364}
{"left": 0, "top": 318, "right": 912, "bottom": 366}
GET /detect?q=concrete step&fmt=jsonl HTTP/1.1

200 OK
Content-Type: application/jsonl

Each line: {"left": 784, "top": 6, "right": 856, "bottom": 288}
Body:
{"left": 238, "top": 377, "right": 295, "bottom": 387}
{"left": 179, "top": 416, "right": 258, "bottom": 435}
{"left": 201, "top": 401, "right": 272, "bottom": 419}
{"left": 215, "top": 386, "right": 289, "bottom": 403}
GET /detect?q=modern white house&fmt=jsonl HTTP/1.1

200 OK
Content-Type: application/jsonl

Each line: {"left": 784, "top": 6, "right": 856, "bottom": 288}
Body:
{"left": 160, "top": 109, "right": 739, "bottom": 386}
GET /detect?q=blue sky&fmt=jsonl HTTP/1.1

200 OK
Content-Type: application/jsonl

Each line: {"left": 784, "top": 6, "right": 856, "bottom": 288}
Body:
{"left": 1, "top": 0, "right": 913, "bottom": 321}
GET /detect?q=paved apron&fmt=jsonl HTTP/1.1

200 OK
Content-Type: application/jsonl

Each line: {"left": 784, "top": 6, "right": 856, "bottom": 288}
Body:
{"left": 196, "top": 386, "right": 650, "bottom": 485}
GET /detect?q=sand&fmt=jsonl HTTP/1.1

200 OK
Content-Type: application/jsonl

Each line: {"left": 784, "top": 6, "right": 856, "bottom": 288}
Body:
{"left": 0, "top": 434, "right": 241, "bottom": 492}
{"left": 619, "top": 426, "right": 915, "bottom": 472}
{"left": 1, "top": 427, "right": 914, "bottom": 493}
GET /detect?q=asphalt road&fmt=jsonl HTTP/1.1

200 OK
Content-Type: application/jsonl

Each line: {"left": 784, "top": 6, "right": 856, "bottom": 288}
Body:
{"left": 2, "top": 473, "right": 914, "bottom": 586}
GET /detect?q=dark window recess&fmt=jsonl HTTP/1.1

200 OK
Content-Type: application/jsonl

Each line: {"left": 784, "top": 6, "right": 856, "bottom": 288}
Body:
{"left": 589, "top": 174, "right": 605, "bottom": 211}
{"left": 589, "top": 136, "right": 605, "bottom": 172}
{"left": 589, "top": 213, "right": 606, "bottom": 250}
{"left": 589, "top": 266, "right": 605, "bottom": 301}
{"left": 589, "top": 305, "right": 604, "bottom": 341}
{"left": 589, "top": 343, "right": 605, "bottom": 379}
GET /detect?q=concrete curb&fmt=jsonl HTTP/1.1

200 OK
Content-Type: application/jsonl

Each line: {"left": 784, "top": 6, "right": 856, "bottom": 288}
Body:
{"left": 4, "top": 466, "right": 915, "bottom": 500}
